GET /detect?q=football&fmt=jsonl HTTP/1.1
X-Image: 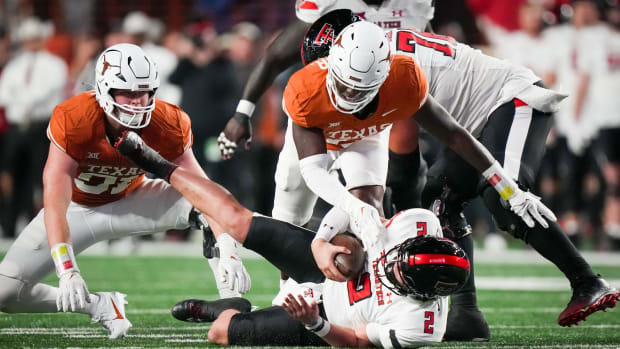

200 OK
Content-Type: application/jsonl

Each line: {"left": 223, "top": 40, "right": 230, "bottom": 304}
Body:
{"left": 331, "top": 233, "right": 365, "bottom": 280}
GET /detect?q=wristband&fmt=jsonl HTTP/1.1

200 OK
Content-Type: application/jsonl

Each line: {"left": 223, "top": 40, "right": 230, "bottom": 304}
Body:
{"left": 305, "top": 317, "right": 331, "bottom": 337}
{"left": 51, "top": 243, "right": 79, "bottom": 277}
{"left": 482, "top": 161, "right": 518, "bottom": 201}
{"left": 314, "top": 207, "right": 349, "bottom": 242}
{"left": 236, "top": 100, "right": 256, "bottom": 118}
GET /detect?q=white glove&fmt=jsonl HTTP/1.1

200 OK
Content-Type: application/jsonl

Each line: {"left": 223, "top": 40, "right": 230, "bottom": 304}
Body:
{"left": 508, "top": 189, "right": 557, "bottom": 229}
{"left": 217, "top": 132, "right": 238, "bottom": 159}
{"left": 217, "top": 233, "right": 251, "bottom": 294}
{"left": 483, "top": 161, "right": 557, "bottom": 229}
{"left": 51, "top": 243, "right": 91, "bottom": 312}
{"left": 57, "top": 271, "right": 91, "bottom": 312}
{"left": 343, "top": 197, "right": 385, "bottom": 249}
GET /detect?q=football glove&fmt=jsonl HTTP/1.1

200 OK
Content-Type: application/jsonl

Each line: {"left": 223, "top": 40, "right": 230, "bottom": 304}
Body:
{"left": 483, "top": 161, "right": 556, "bottom": 228}
{"left": 507, "top": 190, "right": 557, "bottom": 229}
{"left": 218, "top": 113, "right": 253, "bottom": 160}
{"left": 216, "top": 233, "right": 251, "bottom": 294}
{"left": 343, "top": 198, "right": 385, "bottom": 249}
{"left": 51, "top": 243, "right": 91, "bottom": 312}
{"left": 58, "top": 271, "right": 91, "bottom": 312}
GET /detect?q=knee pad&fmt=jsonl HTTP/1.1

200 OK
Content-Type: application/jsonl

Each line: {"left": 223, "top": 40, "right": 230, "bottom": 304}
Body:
{"left": 481, "top": 186, "right": 529, "bottom": 241}
{"left": 228, "top": 306, "right": 326, "bottom": 346}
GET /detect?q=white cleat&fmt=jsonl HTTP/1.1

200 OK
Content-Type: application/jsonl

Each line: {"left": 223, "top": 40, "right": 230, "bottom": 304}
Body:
{"left": 91, "top": 292, "right": 132, "bottom": 339}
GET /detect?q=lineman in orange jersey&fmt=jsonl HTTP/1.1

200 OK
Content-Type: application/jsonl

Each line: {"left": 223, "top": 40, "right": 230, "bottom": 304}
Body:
{"left": 276, "top": 20, "right": 556, "bottom": 288}
{"left": 0, "top": 44, "right": 250, "bottom": 339}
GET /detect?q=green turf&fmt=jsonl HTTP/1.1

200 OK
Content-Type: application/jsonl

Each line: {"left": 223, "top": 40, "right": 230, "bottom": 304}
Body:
{"left": 0, "top": 256, "right": 619, "bottom": 348}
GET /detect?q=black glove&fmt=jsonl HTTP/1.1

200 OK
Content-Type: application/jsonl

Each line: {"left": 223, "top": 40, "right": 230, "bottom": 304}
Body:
{"left": 114, "top": 130, "right": 178, "bottom": 182}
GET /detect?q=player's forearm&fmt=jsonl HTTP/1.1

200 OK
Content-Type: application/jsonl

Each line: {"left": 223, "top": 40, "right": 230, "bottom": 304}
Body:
{"left": 298, "top": 153, "right": 368, "bottom": 214}
{"left": 169, "top": 167, "right": 253, "bottom": 242}
{"left": 241, "top": 20, "right": 308, "bottom": 102}
{"left": 321, "top": 323, "right": 372, "bottom": 348}
{"left": 43, "top": 171, "right": 73, "bottom": 247}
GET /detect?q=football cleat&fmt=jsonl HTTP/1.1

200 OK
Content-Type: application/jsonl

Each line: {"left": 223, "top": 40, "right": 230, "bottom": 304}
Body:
{"left": 558, "top": 275, "right": 620, "bottom": 327}
{"left": 443, "top": 304, "right": 490, "bottom": 342}
{"left": 91, "top": 292, "right": 132, "bottom": 339}
{"left": 171, "top": 297, "right": 251, "bottom": 323}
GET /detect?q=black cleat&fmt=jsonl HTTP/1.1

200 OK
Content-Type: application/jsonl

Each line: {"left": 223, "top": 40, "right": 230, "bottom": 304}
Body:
{"left": 171, "top": 298, "right": 251, "bottom": 323}
{"left": 558, "top": 275, "right": 620, "bottom": 327}
{"left": 443, "top": 304, "right": 490, "bottom": 342}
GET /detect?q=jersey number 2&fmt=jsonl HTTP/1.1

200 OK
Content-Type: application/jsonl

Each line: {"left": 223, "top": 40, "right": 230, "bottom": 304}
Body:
{"left": 347, "top": 272, "right": 372, "bottom": 305}
{"left": 424, "top": 311, "right": 434, "bottom": 334}
{"left": 396, "top": 30, "right": 456, "bottom": 59}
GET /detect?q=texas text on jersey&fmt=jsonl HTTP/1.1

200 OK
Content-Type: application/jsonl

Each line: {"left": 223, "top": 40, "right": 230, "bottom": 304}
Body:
{"left": 282, "top": 55, "right": 428, "bottom": 150}
{"left": 47, "top": 91, "right": 192, "bottom": 206}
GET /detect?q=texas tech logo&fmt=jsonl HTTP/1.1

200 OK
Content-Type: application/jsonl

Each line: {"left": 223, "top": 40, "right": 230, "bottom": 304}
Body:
{"left": 313, "top": 23, "right": 335, "bottom": 45}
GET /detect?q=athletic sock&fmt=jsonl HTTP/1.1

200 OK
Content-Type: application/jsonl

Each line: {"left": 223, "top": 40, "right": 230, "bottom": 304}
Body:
{"left": 451, "top": 234, "right": 478, "bottom": 307}
{"left": 387, "top": 148, "right": 425, "bottom": 210}
{"left": 525, "top": 221, "right": 595, "bottom": 285}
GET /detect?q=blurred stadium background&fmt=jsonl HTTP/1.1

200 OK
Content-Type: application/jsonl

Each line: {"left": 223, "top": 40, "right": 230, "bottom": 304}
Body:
{"left": 0, "top": 0, "right": 619, "bottom": 347}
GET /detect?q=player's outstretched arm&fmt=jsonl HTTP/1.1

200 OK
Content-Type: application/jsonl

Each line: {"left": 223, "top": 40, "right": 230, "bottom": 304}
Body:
{"left": 114, "top": 131, "right": 254, "bottom": 242}
{"left": 218, "top": 20, "right": 309, "bottom": 159}
{"left": 43, "top": 143, "right": 91, "bottom": 312}
{"left": 415, "top": 96, "right": 557, "bottom": 228}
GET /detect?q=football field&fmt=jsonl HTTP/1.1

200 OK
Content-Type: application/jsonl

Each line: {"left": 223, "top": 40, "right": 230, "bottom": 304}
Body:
{"left": 1, "top": 253, "right": 619, "bottom": 348}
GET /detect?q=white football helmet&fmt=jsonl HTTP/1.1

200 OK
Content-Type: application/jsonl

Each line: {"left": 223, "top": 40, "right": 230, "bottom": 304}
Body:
{"left": 95, "top": 43, "right": 159, "bottom": 129}
{"left": 326, "top": 21, "right": 391, "bottom": 114}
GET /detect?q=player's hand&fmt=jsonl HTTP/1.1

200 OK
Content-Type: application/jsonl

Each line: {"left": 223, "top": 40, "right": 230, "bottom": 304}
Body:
{"left": 507, "top": 190, "right": 557, "bottom": 228}
{"left": 282, "top": 294, "right": 320, "bottom": 326}
{"left": 57, "top": 271, "right": 91, "bottom": 312}
{"left": 311, "top": 238, "right": 349, "bottom": 282}
{"left": 217, "top": 234, "right": 251, "bottom": 294}
{"left": 218, "top": 113, "right": 252, "bottom": 160}
{"left": 348, "top": 204, "right": 385, "bottom": 250}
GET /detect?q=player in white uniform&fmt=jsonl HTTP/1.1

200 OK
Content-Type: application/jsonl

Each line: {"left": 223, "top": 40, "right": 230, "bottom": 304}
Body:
{"left": 171, "top": 208, "right": 465, "bottom": 348}
{"left": 295, "top": 11, "right": 619, "bottom": 332}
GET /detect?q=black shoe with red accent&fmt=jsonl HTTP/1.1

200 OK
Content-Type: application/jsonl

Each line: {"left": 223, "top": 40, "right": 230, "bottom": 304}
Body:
{"left": 558, "top": 275, "right": 620, "bottom": 327}
{"left": 443, "top": 304, "right": 490, "bottom": 342}
{"left": 171, "top": 298, "right": 251, "bottom": 323}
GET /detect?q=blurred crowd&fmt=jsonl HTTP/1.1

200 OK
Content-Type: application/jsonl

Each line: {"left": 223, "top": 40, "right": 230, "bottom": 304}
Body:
{"left": 0, "top": 0, "right": 618, "bottom": 251}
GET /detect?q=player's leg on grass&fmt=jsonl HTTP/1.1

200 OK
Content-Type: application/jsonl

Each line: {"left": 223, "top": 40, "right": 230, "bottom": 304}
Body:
{"left": 478, "top": 99, "right": 619, "bottom": 326}
{"left": 422, "top": 151, "right": 489, "bottom": 342}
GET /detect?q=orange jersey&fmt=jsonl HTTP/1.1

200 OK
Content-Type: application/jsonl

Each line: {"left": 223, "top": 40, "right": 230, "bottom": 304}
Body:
{"left": 283, "top": 55, "right": 428, "bottom": 150}
{"left": 47, "top": 92, "right": 192, "bottom": 206}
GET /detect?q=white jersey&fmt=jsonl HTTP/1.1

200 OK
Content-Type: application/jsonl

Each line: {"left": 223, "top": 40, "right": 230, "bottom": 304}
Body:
{"left": 322, "top": 209, "right": 448, "bottom": 348}
{"left": 296, "top": 0, "right": 434, "bottom": 31}
{"left": 386, "top": 28, "right": 566, "bottom": 137}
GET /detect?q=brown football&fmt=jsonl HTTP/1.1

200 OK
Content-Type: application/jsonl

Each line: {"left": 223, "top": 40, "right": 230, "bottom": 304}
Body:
{"left": 331, "top": 233, "right": 365, "bottom": 280}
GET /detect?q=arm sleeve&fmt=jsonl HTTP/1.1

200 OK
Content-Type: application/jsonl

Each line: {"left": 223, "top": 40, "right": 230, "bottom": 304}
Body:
{"left": 298, "top": 153, "right": 364, "bottom": 214}
{"left": 47, "top": 106, "right": 68, "bottom": 153}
